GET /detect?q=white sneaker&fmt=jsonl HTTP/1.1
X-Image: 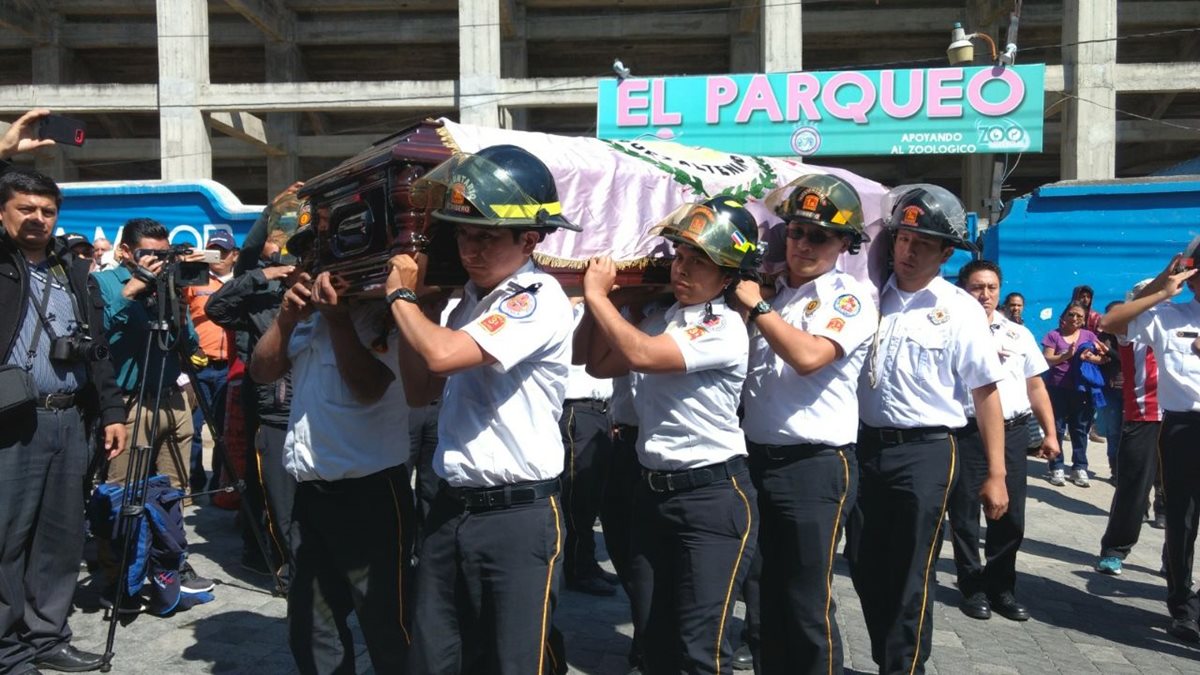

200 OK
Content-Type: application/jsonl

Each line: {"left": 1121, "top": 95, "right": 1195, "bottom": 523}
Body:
{"left": 1048, "top": 469, "right": 1066, "bottom": 486}
{"left": 1072, "top": 468, "right": 1090, "bottom": 488}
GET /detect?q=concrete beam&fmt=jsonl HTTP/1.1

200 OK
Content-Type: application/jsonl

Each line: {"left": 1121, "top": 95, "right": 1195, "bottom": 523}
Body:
{"left": 199, "top": 81, "right": 458, "bottom": 111}
{"left": 222, "top": 0, "right": 288, "bottom": 42}
{"left": 0, "top": 84, "right": 159, "bottom": 113}
{"left": 207, "top": 111, "right": 286, "bottom": 156}
{"left": 1115, "top": 62, "right": 1200, "bottom": 93}
{"left": 63, "top": 135, "right": 389, "bottom": 162}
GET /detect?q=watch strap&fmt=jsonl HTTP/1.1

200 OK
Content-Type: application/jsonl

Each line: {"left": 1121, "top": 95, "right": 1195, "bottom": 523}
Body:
{"left": 387, "top": 288, "right": 419, "bottom": 306}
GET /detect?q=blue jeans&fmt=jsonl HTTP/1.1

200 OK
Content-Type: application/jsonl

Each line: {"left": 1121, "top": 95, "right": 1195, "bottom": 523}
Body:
{"left": 1047, "top": 385, "right": 1094, "bottom": 472}
{"left": 189, "top": 363, "right": 229, "bottom": 492}
{"left": 1096, "top": 387, "right": 1124, "bottom": 469}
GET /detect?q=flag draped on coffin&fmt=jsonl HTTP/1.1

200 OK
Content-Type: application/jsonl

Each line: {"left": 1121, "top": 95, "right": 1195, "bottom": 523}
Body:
{"left": 438, "top": 119, "right": 891, "bottom": 290}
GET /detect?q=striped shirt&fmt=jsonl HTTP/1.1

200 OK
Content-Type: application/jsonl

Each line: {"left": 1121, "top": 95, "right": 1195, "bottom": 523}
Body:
{"left": 1119, "top": 341, "right": 1161, "bottom": 422}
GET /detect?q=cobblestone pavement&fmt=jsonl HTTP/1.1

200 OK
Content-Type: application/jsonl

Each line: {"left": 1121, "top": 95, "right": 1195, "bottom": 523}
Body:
{"left": 68, "top": 448, "right": 1200, "bottom": 674}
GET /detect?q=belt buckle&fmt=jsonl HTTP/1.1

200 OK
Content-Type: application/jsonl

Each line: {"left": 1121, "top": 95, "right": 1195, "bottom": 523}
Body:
{"left": 765, "top": 445, "right": 787, "bottom": 461}
{"left": 645, "top": 471, "right": 667, "bottom": 493}
{"left": 880, "top": 428, "right": 902, "bottom": 445}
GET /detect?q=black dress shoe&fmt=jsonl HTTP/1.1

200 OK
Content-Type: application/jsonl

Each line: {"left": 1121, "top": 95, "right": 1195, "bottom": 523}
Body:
{"left": 959, "top": 591, "right": 991, "bottom": 620}
{"left": 732, "top": 644, "right": 754, "bottom": 671}
{"left": 33, "top": 644, "right": 103, "bottom": 673}
{"left": 1169, "top": 618, "right": 1200, "bottom": 643}
{"left": 566, "top": 574, "right": 616, "bottom": 596}
{"left": 990, "top": 592, "right": 1030, "bottom": 622}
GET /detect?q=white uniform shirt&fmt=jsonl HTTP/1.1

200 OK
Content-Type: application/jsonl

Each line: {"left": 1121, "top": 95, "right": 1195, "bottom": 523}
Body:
{"left": 436, "top": 260, "right": 573, "bottom": 487}
{"left": 742, "top": 270, "right": 877, "bottom": 446}
{"left": 963, "top": 312, "right": 1047, "bottom": 419}
{"left": 859, "top": 275, "right": 1005, "bottom": 429}
{"left": 1128, "top": 298, "right": 1200, "bottom": 413}
{"left": 609, "top": 375, "right": 638, "bottom": 426}
{"left": 283, "top": 305, "right": 409, "bottom": 482}
{"left": 632, "top": 298, "right": 748, "bottom": 471}
{"left": 565, "top": 302, "right": 613, "bottom": 401}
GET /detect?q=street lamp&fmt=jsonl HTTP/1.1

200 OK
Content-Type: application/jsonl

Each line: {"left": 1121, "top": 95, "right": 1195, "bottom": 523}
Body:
{"left": 947, "top": 22, "right": 1018, "bottom": 66}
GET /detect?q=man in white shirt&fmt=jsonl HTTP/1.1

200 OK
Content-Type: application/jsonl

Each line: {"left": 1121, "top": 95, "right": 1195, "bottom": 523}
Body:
{"left": 1099, "top": 243, "right": 1200, "bottom": 644}
{"left": 947, "top": 260, "right": 1058, "bottom": 624}
{"left": 735, "top": 173, "right": 877, "bottom": 675}
{"left": 250, "top": 269, "right": 415, "bottom": 674}
{"left": 851, "top": 184, "right": 1008, "bottom": 675}
{"left": 385, "top": 145, "right": 579, "bottom": 675}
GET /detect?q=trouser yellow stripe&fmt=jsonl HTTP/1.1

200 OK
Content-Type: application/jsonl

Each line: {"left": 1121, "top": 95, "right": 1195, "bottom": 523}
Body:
{"left": 716, "top": 476, "right": 753, "bottom": 674}
{"left": 539, "top": 496, "right": 563, "bottom": 675}
{"left": 910, "top": 437, "right": 956, "bottom": 675}
{"left": 824, "top": 450, "right": 851, "bottom": 675}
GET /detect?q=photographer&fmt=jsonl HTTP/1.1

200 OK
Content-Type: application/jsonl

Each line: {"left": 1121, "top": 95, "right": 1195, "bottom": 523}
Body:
{"left": 0, "top": 167, "right": 125, "bottom": 673}
{"left": 205, "top": 184, "right": 301, "bottom": 582}
{"left": 90, "top": 218, "right": 215, "bottom": 597}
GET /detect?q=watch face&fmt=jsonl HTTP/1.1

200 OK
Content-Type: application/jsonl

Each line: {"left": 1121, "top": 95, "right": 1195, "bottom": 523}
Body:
{"left": 754, "top": 300, "right": 771, "bottom": 315}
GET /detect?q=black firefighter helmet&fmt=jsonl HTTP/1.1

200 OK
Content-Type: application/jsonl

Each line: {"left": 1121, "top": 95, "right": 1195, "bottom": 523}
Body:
{"left": 413, "top": 144, "right": 580, "bottom": 232}
{"left": 652, "top": 196, "right": 762, "bottom": 272}
{"left": 885, "top": 183, "right": 975, "bottom": 252}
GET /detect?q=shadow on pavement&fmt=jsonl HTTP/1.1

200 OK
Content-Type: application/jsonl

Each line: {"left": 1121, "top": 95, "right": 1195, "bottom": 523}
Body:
{"left": 1021, "top": 575, "right": 1200, "bottom": 660}
{"left": 1025, "top": 483, "right": 1109, "bottom": 517}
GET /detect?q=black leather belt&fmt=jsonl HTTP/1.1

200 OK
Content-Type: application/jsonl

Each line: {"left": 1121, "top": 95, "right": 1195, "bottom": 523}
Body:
{"left": 37, "top": 392, "right": 76, "bottom": 410}
{"left": 206, "top": 359, "right": 229, "bottom": 369}
{"left": 748, "top": 440, "right": 849, "bottom": 461}
{"left": 643, "top": 455, "right": 748, "bottom": 493}
{"left": 444, "top": 478, "right": 560, "bottom": 512}
{"left": 565, "top": 398, "right": 608, "bottom": 413}
{"left": 861, "top": 425, "right": 951, "bottom": 446}
{"left": 1165, "top": 410, "right": 1200, "bottom": 422}
{"left": 963, "top": 413, "right": 1032, "bottom": 435}
{"left": 1006, "top": 412, "right": 1032, "bottom": 428}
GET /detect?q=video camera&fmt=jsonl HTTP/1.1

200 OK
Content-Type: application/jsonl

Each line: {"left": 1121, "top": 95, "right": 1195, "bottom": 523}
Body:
{"left": 133, "top": 244, "right": 211, "bottom": 288}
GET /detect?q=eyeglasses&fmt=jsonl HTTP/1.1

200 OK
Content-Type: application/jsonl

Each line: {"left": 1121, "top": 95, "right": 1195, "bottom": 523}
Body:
{"left": 785, "top": 226, "right": 835, "bottom": 246}
{"left": 1064, "top": 313, "right": 1085, "bottom": 320}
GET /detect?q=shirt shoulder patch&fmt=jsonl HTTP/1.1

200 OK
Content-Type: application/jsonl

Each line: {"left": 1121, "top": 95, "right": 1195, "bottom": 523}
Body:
{"left": 685, "top": 326, "right": 708, "bottom": 341}
{"left": 478, "top": 313, "right": 507, "bottom": 334}
{"left": 833, "top": 294, "right": 861, "bottom": 317}
{"left": 701, "top": 313, "right": 724, "bottom": 331}
{"left": 826, "top": 317, "right": 846, "bottom": 332}
{"left": 499, "top": 291, "right": 537, "bottom": 319}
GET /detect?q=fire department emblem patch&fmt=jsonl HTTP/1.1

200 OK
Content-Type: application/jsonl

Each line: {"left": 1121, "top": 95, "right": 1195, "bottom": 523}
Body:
{"left": 500, "top": 292, "right": 537, "bottom": 319}
{"left": 833, "top": 294, "right": 860, "bottom": 317}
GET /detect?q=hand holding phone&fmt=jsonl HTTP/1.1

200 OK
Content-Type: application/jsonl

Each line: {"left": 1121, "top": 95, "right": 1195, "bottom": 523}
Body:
{"left": 37, "top": 114, "right": 87, "bottom": 147}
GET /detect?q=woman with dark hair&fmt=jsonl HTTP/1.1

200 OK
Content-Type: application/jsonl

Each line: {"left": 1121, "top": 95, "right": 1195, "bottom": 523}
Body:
{"left": 1072, "top": 285, "right": 1103, "bottom": 332}
{"left": 583, "top": 197, "right": 761, "bottom": 675}
{"left": 1002, "top": 292, "right": 1025, "bottom": 324}
{"left": 1042, "top": 301, "right": 1106, "bottom": 486}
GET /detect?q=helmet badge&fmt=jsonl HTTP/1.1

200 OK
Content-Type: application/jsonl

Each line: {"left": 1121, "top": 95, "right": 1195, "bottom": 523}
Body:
{"left": 801, "top": 192, "right": 821, "bottom": 212}
{"left": 901, "top": 205, "right": 924, "bottom": 227}
{"left": 731, "top": 229, "right": 754, "bottom": 253}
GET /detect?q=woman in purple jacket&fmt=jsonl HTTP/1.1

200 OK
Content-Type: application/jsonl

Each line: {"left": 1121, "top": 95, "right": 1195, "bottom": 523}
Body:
{"left": 1042, "top": 302, "right": 1106, "bottom": 487}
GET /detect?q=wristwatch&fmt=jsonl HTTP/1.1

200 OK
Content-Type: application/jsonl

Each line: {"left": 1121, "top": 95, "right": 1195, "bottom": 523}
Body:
{"left": 386, "top": 288, "right": 418, "bottom": 306}
{"left": 748, "top": 300, "right": 773, "bottom": 321}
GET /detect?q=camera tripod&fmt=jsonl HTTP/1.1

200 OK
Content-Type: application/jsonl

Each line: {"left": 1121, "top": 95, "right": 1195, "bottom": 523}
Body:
{"left": 99, "top": 267, "right": 285, "bottom": 672}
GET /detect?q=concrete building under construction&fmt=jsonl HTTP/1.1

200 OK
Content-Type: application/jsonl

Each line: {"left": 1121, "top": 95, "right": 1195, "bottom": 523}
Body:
{"left": 0, "top": 0, "right": 1197, "bottom": 215}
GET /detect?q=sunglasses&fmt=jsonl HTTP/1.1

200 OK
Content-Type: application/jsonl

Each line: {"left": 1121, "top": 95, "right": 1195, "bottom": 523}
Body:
{"left": 785, "top": 226, "right": 836, "bottom": 245}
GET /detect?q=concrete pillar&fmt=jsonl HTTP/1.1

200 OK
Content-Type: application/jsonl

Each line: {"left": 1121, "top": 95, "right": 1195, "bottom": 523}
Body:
{"left": 1061, "top": 0, "right": 1116, "bottom": 180}
{"left": 763, "top": 1, "right": 802, "bottom": 72}
{"left": 266, "top": 38, "right": 302, "bottom": 197}
{"left": 156, "top": 0, "right": 211, "bottom": 180}
{"left": 31, "top": 16, "right": 77, "bottom": 181}
{"left": 961, "top": 0, "right": 1002, "bottom": 222}
{"left": 729, "top": 5, "right": 761, "bottom": 73}
{"left": 459, "top": 0, "right": 502, "bottom": 128}
{"left": 500, "top": 1, "right": 527, "bottom": 131}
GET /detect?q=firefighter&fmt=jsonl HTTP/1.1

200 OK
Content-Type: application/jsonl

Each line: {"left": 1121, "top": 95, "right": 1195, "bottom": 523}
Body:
{"left": 386, "top": 144, "right": 580, "bottom": 675}
{"left": 849, "top": 184, "right": 1008, "bottom": 674}
{"left": 735, "top": 174, "right": 877, "bottom": 674}
{"left": 582, "top": 197, "right": 760, "bottom": 675}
